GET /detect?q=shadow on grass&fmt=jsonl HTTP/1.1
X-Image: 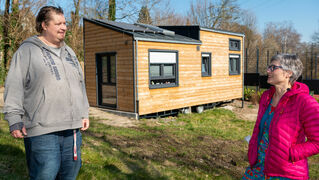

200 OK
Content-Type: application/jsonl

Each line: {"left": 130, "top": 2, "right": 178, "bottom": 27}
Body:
{"left": 0, "top": 144, "right": 28, "bottom": 179}
{"left": 80, "top": 128, "right": 169, "bottom": 180}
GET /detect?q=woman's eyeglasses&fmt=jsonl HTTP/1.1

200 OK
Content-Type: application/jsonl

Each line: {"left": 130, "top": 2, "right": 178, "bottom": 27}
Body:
{"left": 267, "top": 65, "right": 283, "bottom": 72}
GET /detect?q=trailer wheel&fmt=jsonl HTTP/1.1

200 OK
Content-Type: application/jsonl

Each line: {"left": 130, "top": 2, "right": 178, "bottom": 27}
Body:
{"left": 195, "top": 106, "right": 204, "bottom": 113}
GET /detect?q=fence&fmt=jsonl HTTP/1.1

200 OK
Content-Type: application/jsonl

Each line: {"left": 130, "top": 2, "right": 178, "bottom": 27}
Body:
{"left": 244, "top": 47, "right": 319, "bottom": 94}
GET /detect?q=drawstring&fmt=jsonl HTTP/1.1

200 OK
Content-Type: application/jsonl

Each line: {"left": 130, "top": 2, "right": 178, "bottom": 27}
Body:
{"left": 73, "top": 130, "right": 77, "bottom": 160}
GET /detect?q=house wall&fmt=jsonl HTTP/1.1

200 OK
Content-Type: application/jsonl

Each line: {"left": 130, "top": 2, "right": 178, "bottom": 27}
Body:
{"left": 84, "top": 20, "right": 135, "bottom": 112}
{"left": 136, "top": 31, "right": 243, "bottom": 115}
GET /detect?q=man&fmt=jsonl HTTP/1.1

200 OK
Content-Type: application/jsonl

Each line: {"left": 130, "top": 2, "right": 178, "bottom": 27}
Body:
{"left": 3, "top": 6, "right": 89, "bottom": 180}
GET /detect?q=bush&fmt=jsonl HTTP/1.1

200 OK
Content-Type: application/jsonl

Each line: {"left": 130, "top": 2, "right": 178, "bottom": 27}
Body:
{"left": 244, "top": 87, "right": 266, "bottom": 105}
{"left": 244, "top": 88, "right": 255, "bottom": 101}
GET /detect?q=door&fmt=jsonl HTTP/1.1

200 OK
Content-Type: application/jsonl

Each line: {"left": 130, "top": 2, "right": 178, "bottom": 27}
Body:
{"left": 96, "top": 53, "right": 117, "bottom": 108}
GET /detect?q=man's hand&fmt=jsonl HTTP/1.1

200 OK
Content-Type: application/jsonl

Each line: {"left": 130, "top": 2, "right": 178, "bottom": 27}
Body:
{"left": 81, "top": 118, "right": 89, "bottom": 131}
{"left": 11, "top": 126, "right": 27, "bottom": 138}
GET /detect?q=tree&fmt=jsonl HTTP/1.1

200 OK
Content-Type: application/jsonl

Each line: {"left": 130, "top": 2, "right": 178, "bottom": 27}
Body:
{"left": 137, "top": 5, "right": 152, "bottom": 24}
{"left": 231, "top": 10, "right": 263, "bottom": 74}
{"left": 312, "top": 20, "right": 319, "bottom": 45}
{"left": 1, "top": 0, "right": 47, "bottom": 69}
{"left": 2, "top": 0, "right": 11, "bottom": 71}
{"left": 65, "top": 0, "right": 84, "bottom": 61}
{"left": 187, "top": 0, "right": 240, "bottom": 28}
{"left": 108, "top": 0, "right": 116, "bottom": 20}
{"left": 263, "top": 21, "right": 301, "bottom": 54}
{"left": 152, "top": 1, "right": 187, "bottom": 25}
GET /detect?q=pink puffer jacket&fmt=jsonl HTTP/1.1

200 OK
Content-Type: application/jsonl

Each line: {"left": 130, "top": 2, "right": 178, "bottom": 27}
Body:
{"left": 248, "top": 82, "right": 319, "bottom": 180}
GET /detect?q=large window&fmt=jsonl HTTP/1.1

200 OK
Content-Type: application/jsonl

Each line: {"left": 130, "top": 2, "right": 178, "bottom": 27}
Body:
{"left": 229, "top": 54, "right": 241, "bottom": 75}
{"left": 229, "top": 39, "right": 241, "bottom": 51}
{"left": 149, "top": 50, "right": 178, "bottom": 88}
{"left": 201, "top": 53, "right": 211, "bottom": 77}
{"left": 102, "top": 55, "right": 116, "bottom": 84}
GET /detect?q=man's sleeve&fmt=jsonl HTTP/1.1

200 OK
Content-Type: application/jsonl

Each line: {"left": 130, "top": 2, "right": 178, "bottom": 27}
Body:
{"left": 3, "top": 47, "right": 30, "bottom": 126}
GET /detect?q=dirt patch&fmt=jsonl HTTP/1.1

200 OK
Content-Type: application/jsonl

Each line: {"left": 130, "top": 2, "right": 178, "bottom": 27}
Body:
{"left": 89, "top": 107, "right": 138, "bottom": 127}
{"left": 101, "top": 128, "right": 248, "bottom": 178}
{"left": 220, "top": 99, "right": 258, "bottom": 122}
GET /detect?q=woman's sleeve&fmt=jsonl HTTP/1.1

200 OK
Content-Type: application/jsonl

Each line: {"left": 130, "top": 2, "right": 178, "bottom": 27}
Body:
{"left": 289, "top": 95, "right": 319, "bottom": 162}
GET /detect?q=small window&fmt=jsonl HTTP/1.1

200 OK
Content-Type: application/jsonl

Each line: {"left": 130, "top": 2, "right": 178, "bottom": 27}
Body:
{"left": 201, "top": 53, "right": 211, "bottom": 77}
{"left": 149, "top": 50, "right": 178, "bottom": 88}
{"left": 229, "top": 39, "right": 241, "bottom": 51}
{"left": 229, "top": 54, "right": 240, "bottom": 75}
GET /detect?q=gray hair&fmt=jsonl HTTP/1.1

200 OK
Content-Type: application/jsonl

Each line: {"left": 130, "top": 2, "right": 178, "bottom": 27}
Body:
{"left": 270, "top": 54, "right": 303, "bottom": 84}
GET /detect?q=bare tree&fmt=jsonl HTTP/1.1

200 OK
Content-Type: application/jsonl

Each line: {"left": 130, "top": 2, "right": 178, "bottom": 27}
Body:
{"left": 312, "top": 20, "right": 319, "bottom": 45}
{"left": 65, "top": 0, "right": 83, "bottom": 61}
{"left": 0, "top": 0, "right": 47, "bottom": 82}
{"left": 263, "top": 21, "right": 301, "bottom": 54}
{"left": 2, "top": 0, "right": 11, "bottom": 70}
{"left": 152, "top": 1, "right": 187, "bottom": 25}
{"left": 187, "top": 0, "right": 240, "bottom": 28}
{"left": 231, "top": 10, "right": 263, "bottom": 73}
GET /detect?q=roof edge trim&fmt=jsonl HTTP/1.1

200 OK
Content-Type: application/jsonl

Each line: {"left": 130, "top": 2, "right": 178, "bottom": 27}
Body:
{"left": 134, "top": 37, "right": 202, "bottom": 45}
{"left": 200, "top": 27, "right": 245, "bottom": 37}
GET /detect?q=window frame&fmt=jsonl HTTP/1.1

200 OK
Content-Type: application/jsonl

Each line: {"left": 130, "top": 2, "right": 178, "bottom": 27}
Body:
{"left": 148, "top": 49, "right": 179, "bottom": 89}
{"left": 229, "top": 38, "right": 241, "bottom": 51}
{"left": 201, "top": 52, "right": 212, "bottom": 77}
{"left": 229, "top": 54, "right": 241, "bottom": 75}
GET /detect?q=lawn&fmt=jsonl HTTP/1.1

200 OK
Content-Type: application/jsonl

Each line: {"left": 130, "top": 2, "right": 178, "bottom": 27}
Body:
{"left": 1, "top": 108, "right": 319, "bottom": 179}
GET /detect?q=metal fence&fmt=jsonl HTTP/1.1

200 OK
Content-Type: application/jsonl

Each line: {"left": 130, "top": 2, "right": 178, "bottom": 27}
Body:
{"left": 244, "top": 47, "right": 319, "bottom": 94}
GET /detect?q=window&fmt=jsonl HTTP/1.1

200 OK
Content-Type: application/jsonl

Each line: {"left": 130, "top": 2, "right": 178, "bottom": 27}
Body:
{"left": 101, "top": 55, "right": 116, "bottom": 84}
{"left": 229, "top": 54, "right": 240, "bottom": 75}
{"left": 149, "top": 50, "right": 178, "bottom": 88}
{"left": 229, "top": 39, "right": 241, "bottom": 51}
{"left": 201, "top": 53, "right": 211, "bottom": 77}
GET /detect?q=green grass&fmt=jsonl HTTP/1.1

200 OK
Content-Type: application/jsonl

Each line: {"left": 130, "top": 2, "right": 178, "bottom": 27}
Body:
{"left": 1, "top": 108, "right": 319, "bottom": 179}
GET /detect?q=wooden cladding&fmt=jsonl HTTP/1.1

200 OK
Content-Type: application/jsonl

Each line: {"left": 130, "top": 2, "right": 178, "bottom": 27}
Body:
{"left": 84, "top": 20, "right": 244, "bottom": 116}
{"left": 137, "top": 30, "right": 243, "bottom": 115}
{"left": 84, "top": 20, "right": 134, "bottom": 112}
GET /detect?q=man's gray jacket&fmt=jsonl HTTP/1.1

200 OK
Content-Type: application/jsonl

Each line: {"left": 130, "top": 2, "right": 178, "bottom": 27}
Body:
{"left": 3, "top": 36, "right": 89, "bottom": 137}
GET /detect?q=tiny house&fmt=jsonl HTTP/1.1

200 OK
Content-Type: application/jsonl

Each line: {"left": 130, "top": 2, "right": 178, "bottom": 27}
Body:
{"left": 83, "top": 18, "right": 244, "bottom": 118}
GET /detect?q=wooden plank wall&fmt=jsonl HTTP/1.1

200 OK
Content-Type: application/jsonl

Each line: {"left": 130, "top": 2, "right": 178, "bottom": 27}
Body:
{"left": 137, "top": 31, "right": 243, "bottom": 115}
{"left": 84, "top": 20, "right": 135, "bottom": 112}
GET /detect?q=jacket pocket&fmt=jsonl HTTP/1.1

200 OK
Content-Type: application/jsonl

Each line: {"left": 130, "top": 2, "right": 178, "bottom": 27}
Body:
{"left": 24, "top": 88, "right": 46, "bottom": 128}
{"left": 38, "top": 87, "right": 70, "bottom": 127}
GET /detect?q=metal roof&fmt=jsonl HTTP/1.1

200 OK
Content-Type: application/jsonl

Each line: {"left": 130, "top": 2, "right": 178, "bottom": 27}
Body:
{"left": 93, "top": 19, "right": 154, "bottom": 33}
{"left": 84, "top": 18, "right": 202, "bottom": 45}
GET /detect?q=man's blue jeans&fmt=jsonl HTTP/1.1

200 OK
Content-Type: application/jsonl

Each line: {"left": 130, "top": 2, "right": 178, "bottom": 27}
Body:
{"left": 24, "top": 129, "right": 82, "bottom": 180}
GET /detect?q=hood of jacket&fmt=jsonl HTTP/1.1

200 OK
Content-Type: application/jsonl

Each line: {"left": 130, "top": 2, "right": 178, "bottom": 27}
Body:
{"left": 266, "top": 81, "right": 309, "bottom": 105}
{"left": 22, "top": 35, "right": 65, "bottom": 48}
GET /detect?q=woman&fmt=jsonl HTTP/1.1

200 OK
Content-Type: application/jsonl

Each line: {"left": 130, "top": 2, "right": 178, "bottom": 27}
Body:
{"left": 243, "top": 54, "right": 319, "bottom": 180}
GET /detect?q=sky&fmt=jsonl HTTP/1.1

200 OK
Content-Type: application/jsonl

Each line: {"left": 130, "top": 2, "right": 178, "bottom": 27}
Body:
{"left": 173, "top": 0, "right": 319, "bottom": 43}
{"left": 1, "top": 0, "right": 317, "bottom": 43}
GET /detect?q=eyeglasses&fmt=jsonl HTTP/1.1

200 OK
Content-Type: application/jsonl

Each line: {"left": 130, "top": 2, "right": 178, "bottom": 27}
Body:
{"left": 267, "top": 65, "right": 283, "bottom": 72}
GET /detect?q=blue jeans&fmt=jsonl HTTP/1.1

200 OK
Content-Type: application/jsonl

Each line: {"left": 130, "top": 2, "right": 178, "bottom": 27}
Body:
{"left": 24, "top": 129, "right": 82, "bottom": 180}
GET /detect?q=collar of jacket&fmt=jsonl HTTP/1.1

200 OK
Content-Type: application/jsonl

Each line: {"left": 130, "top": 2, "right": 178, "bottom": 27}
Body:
{"left": 265, "top": 82, "right": 309, "bottom": 107}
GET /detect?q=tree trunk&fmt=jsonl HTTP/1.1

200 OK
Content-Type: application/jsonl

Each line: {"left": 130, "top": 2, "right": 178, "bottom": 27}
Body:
{"left": 2, "top": 0, "right": 10, "bottom": 70}
{"left": 108, "top": 0, "right": 116, "bottom": 21}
